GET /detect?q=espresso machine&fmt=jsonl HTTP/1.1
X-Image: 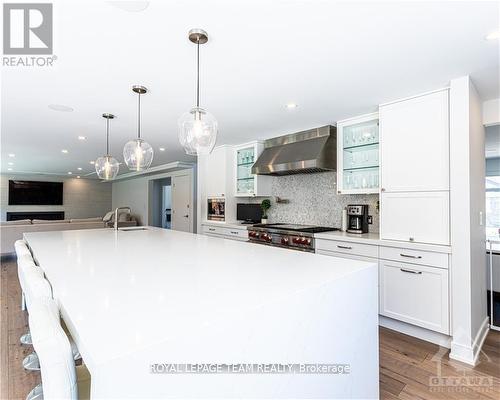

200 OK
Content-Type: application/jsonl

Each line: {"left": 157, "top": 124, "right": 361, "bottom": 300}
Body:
{"left": 347, "top": 205, "right": 369, "bottom": 234}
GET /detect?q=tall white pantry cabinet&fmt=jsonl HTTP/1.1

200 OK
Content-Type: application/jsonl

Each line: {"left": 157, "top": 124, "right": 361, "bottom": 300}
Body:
{"left": 379, "top": 89, "right": 450, "bottom": 246}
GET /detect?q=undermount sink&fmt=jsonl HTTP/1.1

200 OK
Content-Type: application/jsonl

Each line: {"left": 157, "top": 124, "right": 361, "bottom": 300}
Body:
{"left": 119, "top": 227, "right": 148, "bottom": 232}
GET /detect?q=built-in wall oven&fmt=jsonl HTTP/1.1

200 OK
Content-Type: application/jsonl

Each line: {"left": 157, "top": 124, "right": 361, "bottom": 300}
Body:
{"left": 207, "top": 197, "right": 225, "bottom": 221}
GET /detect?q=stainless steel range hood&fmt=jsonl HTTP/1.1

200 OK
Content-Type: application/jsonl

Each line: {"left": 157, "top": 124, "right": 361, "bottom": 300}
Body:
{"left": 252, "top": 125, "right": 337, "bottom": 175}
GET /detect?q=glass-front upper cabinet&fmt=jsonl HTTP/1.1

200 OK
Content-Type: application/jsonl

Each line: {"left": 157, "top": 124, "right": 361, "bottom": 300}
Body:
{"left": 235, "top": 141, "right": 272, "bottom": 197}
{"left": 337, "top": 112, "right": 379, "bottom": 194}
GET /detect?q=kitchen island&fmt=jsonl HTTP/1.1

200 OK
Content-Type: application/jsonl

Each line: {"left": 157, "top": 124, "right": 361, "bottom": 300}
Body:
{"left": 24, "top": 227, "right": 379, "bottom": 399}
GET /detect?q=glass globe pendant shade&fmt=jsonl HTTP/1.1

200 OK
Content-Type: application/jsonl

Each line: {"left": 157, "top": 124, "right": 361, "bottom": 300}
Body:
{"left": 95, "top": 155, "right": 119, "bottom": 180}
{"left": 123, "top": 138, "right": 154, "bottom": 171}
{"left": 178, "top": 107, "right": 217, "bottom": 155}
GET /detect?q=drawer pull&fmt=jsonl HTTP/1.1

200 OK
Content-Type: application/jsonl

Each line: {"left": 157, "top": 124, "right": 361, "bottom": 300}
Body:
{"left": 400, "top": 268, "right": 422, "bottom": 275}
{"left": 208, "top": 228, "right": 215, "bottom": 231}
{"left": 400, "top": 253, "right": 422, "bottom": 259}
{"left": 337, "top": 245, "right": 353, "bottom": 250}
{"left": 230, "top": 231, "right": 239, "bottom": 235}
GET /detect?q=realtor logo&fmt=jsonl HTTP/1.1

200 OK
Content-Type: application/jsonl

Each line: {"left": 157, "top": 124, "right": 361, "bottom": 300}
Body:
{"left": 3, "top": 3, "right": 53, "bottom": 54}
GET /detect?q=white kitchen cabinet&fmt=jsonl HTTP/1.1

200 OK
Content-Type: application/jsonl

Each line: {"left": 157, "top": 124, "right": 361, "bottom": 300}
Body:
{"left": 379, "top": 260, "right": 449, "bottom": 334}
{"left": 337, "top": 112, "right": 379, "bottom": 194}
{"left": 234, "top": 142, "right": 272, "bottom": 197}
{"left": 201, "top": 224, "right": 249, "bottom": 242}
{"left": 197, "top": 145, "right": 236, "bottom": 225}
{"left": 380, "top": 191, "right": 449, "bottom": 245}
{"left": 315, "top": 238, "right": 378, "bottom": 259}
{"left": 199, "top": 145, "right": 235, "bottom": 198}
{"left": 379, "top": 246, "right": 449, "bottom": 269}
{"left": 379, "top": 89, "right": 449, "bottom": 192}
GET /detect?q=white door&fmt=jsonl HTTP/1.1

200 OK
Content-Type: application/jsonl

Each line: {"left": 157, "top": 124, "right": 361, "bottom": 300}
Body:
{"left": 171, "top": 174, "right": 192, "bottom": 232}
{"left": 379, "top": 260, "right": 449, "bottom": 334}
{"left": 380, "top": 191, "right": 450, "bottom": 245}
{"left": 379, "top": 90, "right": 449, "bottom": 192}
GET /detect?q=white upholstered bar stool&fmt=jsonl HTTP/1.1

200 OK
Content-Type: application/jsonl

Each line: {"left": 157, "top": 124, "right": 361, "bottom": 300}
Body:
{"left": 21, "top": 269, "right": 82, "bottom": 372}
{"left": 21, "top": 268, "right": 52, "bottom": 371}
{"left": 26, "top": 298, "right": 91, "bottom": 400}
{"left": 17, "top": 254, "right": 44, "bottom": 346}
{"left": 15, "top": 239, "right": 34, "bottom": 312}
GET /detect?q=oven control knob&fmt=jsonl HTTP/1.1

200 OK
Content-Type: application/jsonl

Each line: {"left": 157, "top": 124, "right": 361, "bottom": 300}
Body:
{"left": 281, "top": 237, "right": 289, "bottom": 245}
{"left": 305, "top": 238, "right": 311, "bottom": 245}
{"left": 292, "top": 237, "right": 299, "bottom": 244}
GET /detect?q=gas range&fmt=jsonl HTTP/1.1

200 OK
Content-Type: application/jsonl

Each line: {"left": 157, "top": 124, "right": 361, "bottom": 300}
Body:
{"left": 248, "top": 223, "right": 339, "bottom": 253}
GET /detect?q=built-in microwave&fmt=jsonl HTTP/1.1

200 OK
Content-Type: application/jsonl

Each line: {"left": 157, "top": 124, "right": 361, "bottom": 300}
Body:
{"left": 207, "top": 197, "right": 225, "bottom": 221}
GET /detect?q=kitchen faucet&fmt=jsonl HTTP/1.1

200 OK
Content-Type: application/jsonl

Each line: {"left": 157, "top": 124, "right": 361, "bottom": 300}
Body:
{"left": 114, "top": 207, "right": 131, "bottom": 231}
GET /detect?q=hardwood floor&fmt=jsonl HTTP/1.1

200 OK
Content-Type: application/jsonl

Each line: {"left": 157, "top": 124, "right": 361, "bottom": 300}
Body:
{"left": 0, "top": 260, "right": 40, "bottom": 400}
{"left": 1, "top": 258, "right": 499, "bottom": 399}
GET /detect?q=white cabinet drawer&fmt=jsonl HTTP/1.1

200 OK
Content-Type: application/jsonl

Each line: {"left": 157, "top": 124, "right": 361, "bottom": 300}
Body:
{"left": 316, "top": 249, "right": 377, "bottom": 263}
{"left": 380, "top": 191, "right": 450, "bottom": 245}
{"left": 202, "top": 225, "right": 225, "bottom": 235}
{"left": 316, "top": 239, "right": 378, "bottom": 258}
{"left": 379, "top": 260, "right": 449, "bottom": 334}
{"left": 223, "top": 228, "right": 249, "bottom": 241}
{"left": 379, "top": 246, "right": 448, "bottom": 269}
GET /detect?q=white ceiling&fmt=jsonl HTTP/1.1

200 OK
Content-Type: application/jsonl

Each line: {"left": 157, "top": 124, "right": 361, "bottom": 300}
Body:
{"left": 1, "top": 0, "right": 499, "bottom": 178}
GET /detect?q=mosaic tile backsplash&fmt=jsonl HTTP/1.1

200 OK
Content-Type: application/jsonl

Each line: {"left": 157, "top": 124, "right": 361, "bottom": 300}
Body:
{"left": 248, "top": 171, "right": 380, "bottom": 232}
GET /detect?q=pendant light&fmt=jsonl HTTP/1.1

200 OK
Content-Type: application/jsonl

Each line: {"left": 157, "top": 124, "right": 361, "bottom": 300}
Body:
{"left": 123, "top": 85, "right": 153, "bottom": 171}
{"left": 95, "top": 113, "right": 120, "bottom": 180}
{"left": 178, "top": 29, "right": 218, "bottom": 155}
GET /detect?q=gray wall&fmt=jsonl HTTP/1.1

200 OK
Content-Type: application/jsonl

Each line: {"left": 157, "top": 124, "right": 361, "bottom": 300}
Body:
{"left": 112, "top": 168, "right": 195, "bottom": 227}
{"left": 112, "top": 176, "right": 149, "bottom": 225}
{"left": 0, "top": 174, "right": 112, "bottom": 221}
{"left": 245, "top": 171, "right": 380, "bottom": 232}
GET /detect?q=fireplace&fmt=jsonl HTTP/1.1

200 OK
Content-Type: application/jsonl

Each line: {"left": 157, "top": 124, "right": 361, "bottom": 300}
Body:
{"left": 6, "top": 211, "right": 65, "bottom": 221}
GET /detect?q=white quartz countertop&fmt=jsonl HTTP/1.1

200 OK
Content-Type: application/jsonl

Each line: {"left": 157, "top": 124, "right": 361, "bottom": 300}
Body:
{"left": 24, "top": 227, "right": 376, "bottom": 372}
{"left": 314, "top": 230, "right": 452, "bottom": 254}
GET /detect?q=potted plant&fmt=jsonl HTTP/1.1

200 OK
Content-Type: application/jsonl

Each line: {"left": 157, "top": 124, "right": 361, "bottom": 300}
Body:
{"left": 260, "top": 199, "right": 271, "bottom": 224}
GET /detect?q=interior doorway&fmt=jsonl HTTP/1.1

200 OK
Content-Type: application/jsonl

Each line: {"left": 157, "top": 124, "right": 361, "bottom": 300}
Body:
{"left": 171, "top": 173, "right": 192, "bottom": 232}
{"left": 149, "top": 177, "right": 172, "bottom": 229}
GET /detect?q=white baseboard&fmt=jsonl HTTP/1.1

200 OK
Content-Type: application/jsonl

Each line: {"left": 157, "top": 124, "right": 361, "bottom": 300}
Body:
{"left": 379, "top": 316, "right": 452, "bottom": 348}
{"left": 449, "top": 316, "right": 490, "bottom": 366}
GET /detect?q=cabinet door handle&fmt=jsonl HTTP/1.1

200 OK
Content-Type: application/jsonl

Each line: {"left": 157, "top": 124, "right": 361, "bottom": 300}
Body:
{"left": 381, "top": 188, "right": 386, "bottom": 192}
{"left": 208, "top": 228, "right": 215, "bottom": 231}
{"left": 400, "top": 253, "right": 422, "bottom": 259}
{"left": 337, "top": 245, "right": 353, "bottom": 250}
{"left": 400, "top": 268, "right": 422, "bottom": 275}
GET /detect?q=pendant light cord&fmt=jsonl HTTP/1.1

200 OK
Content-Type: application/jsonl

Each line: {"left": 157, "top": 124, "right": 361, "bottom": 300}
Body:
{"left": 196, "top": 39, "right": 200, "bottom": 108}
{"left": 137, "top": 92, "right": 141, "bottom": 139}
{"left": 106, "top": 117, "right": 110, "bottom": 155}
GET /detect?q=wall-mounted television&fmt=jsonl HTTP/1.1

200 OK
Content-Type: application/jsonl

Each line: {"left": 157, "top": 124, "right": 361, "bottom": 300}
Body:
{"left": 8, "top": 180, "right": 63, "bottom": 205}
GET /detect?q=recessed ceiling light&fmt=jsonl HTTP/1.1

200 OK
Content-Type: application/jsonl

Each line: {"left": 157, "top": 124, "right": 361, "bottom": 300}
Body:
{"left": 159, "top": 147, "right": 165, "bottom": 151}
{"left": 48, "top": 104, "right": 74, "bottom": 112}
{"left": 7, "top": 168, "right": 12, "bottom": 171}
{"left": 89, "top": 161, "right": 95, "bottom": 165}
{"left": 67, "top": 172, "right": 72, "bottom": 175}
{"left": 76, "top": 176, "right": 81, "bottom": 179}
{"left": 486, "top": 30, "right": 500, "bottom": 40}
{"left": 8, "top": 153, "right": 15, "bottom": 158}
{"left": 8, "top": 162, "right": 13, "bottom": 166}
{"left": 77, "top": 167, "right": 82, "bottom": 171}
{"left": 61, "top": 149, "right": 68, "bottom": 154}
{"left": 78, "top": 136, "right": 87, "bottom": 141}
{"left": 285, "top": 103, "right": 298, "bottom": 109}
